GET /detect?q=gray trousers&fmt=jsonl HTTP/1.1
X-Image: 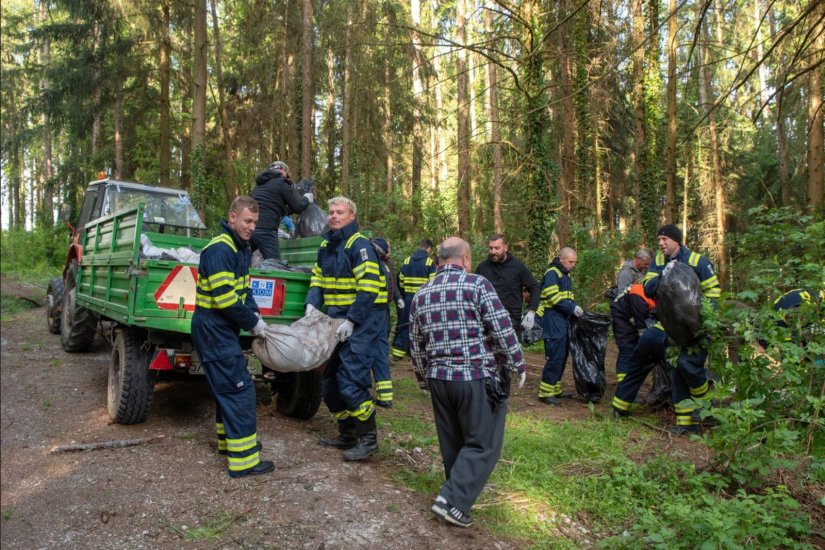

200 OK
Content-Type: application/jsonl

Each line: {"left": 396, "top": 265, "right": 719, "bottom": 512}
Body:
{"left": 429, "top": 378, "right": 508, "bottom": 515}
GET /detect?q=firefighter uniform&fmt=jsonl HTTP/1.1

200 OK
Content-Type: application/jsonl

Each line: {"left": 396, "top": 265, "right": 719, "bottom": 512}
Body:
{"left": 537, "top": 257, "right": 578, "bottom": 399}
{"left": 642, "top": 246, "right": 720, "bottom": 431}
{"left": 191, "top": 221, "right": 263, "bottom": 476}
{"left": 612, "top": 323, "right": 668, "bottom": 414}
{"left": 610, "top": 283, "right": 656, "bottom": 383}
{"left": 306, "top": 221, "right": 387, "bottom": 458}
{"left": 391, "top": 249, "right": 436, "bottom": 359}
{"left": 370, "top": 238, "right": 394, "bottom": 407}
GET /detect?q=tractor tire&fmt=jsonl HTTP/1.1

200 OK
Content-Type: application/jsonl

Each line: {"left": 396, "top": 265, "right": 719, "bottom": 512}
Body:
{"left": 108, "top": 326, "right": 156, "bottom": 424}
{"left": 46, "top": 277, "right": 64, "bottom": 334}
{"left": 273, "top": 369, "right": 323, "bottom": 420}
{"left": 60, "top": 261, "right": 99, "bottom": 352}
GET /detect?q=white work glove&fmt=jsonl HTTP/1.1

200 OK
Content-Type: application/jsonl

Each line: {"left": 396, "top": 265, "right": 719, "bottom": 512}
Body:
{"left": 517, "top": 370, "right": 526, "bottom": 389}
{"left": 521, "top": 311, "right": 536, "bottom": 331}
{"left": 303, "top": 192, "right": 314, "bottom": 203}
{"left": 305, "top": 303, "right": 316, "bottom": 317}
{"left": 252, "top": 319, "right": 267, "bottom": 337}
{"left": 662, "top": 260, "right": 676, "bottom": 278}
{"left": 573, "top": 306, "right": 584, "bottom": 317}
{"left": 336, "top": 319, "right": 354, "bottom": 342}
{"left": 396, "top": 298, "right": 405, "bottom": 310}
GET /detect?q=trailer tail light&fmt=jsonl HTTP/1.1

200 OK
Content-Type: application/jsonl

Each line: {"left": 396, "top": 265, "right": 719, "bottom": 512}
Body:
{"left": 250, "top": 277, "right": 286, "bottom": 316}
{"left": 149, "top": 349, "right": 173, "bottom": 371}
{"left": 173, "top": 353, "right": 192, "bottom": 370}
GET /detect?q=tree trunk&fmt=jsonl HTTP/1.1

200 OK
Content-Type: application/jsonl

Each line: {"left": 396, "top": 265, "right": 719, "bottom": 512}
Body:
{"left": 698, "top": 14, "right": 727, "bottom": 282}
{"left": 456, "top": 0, "right": 471, "bottom": 238}
{"left": 40, "top": 0, "right": 54, "bottom": 227}
{"left": 159, "top": 0, "right": 171, "bottom": 188}
{"left": 806, "top": 2, "right": 824, "bottom": 209}
{"left": 410, "top": 0, "right": 424, "bottom": 229}
{"left": 485, "top": 8, "right": 503, "bottom": 234}
{"left": 325, "top": 48, "right": 336, "bottom": 195}
{"left": 113, "top": 82, "right": 123, "bottom": 178}
{"left": 210, "top": 0, "right": 238, "bottom": 199}
{"left": 665, "top": 0, "right": 678, "bottom": 222}
{"left": 340, "top": 5, "right": 353, "bottom": 196}
{"left": 631, "top": 0, "right": 644, "bottom": 231}
{"left": 433, "top": 46, "right": 447, "bottom": 190}
{"left": 559, "top": 0, "right": 575, "bottom": 245}
{"left": 384, "top": 44, "right": 393, "bottom": 195}
{"left": 192, "top": 0, "right": 208, "bottom": 218}
{"left": 301, "top": 0, "right": 313, "bottom": 179}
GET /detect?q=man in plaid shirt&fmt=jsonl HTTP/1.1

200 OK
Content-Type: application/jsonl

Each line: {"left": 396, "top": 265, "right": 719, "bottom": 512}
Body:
{"left": 409, "top": 237, "right": 526, "bottom": 528}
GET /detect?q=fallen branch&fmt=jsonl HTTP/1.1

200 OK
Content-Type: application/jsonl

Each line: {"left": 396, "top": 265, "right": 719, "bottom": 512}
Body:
{"left": 49, "top": 435, "right": 165, "bottom": 453}
{"left": 15, "top": 294, "right": 43, "bottom": 307}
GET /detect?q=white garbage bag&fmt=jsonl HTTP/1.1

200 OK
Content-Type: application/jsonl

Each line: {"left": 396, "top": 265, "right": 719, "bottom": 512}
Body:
{"left": 252, "top": 307, "right": 345, "bottom": 372}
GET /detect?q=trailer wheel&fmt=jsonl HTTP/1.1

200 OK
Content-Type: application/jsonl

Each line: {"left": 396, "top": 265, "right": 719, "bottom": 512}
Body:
{"left": 273, "top": 369, "right": 323, "bottom": 420}
{"left": 46, "top": 277, "right": 64, "bottom": 334}
{"left": 108, "top": 326, "right": 155, "bottom": 424}
{"left": 60, "top": 261, "right": 99, "bottom": 352}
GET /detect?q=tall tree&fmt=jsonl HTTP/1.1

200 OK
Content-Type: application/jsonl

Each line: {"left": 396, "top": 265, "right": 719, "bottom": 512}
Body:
{"left": 191, "top": 0, "right": 208, "bottom": 211}
{"left": 301, "top": 0, "right": 313, "bottom": 179}
{"left": 484, "top": 6, "right": 503, "bottom": 234}
{"left": 806, "top": 0, "right": 824, "bottom": 209}
{"left": 210, "top": 0, "right": 238, "bottom": 199}
{"left": 39, "top": 0, "right": 54, "bottom": 227}
{"left": 664, "top": 0, "right": 678, "bottom": 222}
{"left": 158, "top": 0, "right": 171, "bottom": 188}
{"left": 456, "top": 0, "right": 471, "bottom": 238}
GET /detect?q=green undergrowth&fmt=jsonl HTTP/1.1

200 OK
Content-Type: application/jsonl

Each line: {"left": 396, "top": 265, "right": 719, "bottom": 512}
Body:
{"left": 382, "top": 379, "right": 817, "bottom": 548}
{"left": 0, "top": 227, "right": 68, "bottom": 281}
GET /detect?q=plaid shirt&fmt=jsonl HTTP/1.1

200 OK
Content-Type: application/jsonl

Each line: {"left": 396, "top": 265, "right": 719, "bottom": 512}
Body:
{"left": 409, "top": 263, "right": 526, "bottom": 382}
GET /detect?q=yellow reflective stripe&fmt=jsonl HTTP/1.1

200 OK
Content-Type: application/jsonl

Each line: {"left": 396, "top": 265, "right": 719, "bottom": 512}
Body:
{"left": 404, "top": 276, "right": 430, "bottom": 285}
{"left": 351, "top": 400, "right": 375, "bottom": 421}
{"left": 344, "top": 233, "right": 365, "bottom": 249}
{"left": 800, "top": 290, "right": 812, "bottom": 302}
{"left": 538, "top": 381, "right": 561, "bottom": 398}
{"left": 536, "top": 305, "right": 545, "bottom": 316}
{"left": 655, "top": 252, "right": 665, "bottom": 265}
{"left": 227, "top": 452, "right": 261, "bottom": 470}
{"left": 688, "top": 252, "right": 700, "bottom": 267}
{"left": 391, "top": 347, "right": 406, "bottom": 358}
{"left": 334, "top": 410, "right": 351, "bottom": 421}
{"left": 690, "top": 381, "right": 709, "bottom": 396}
{"left": 613, "top": 396, "right": 632, "bottom": 411}
{"left": 700, "top": 276, "right": 719, "bottom": 289}
{"left": 203, "top": 234, "right": 237, "bottom": 254}
{"left": 643, "top": 271, "right": 659, "bottom": 282}
{"left": 542, "top": 285, "right": 560, "bottom": 297}
{"left": 674, "top": 403, "right": 695, "bottom": 414}
{"left": 376, "top": 381, "right": 392, "bottom": 390}
{"left": 212, "top": 290, "right": 240, "bottom": 308}
{"left": 226, "top": 433, "right": 257, "bottom": 452}
{"left": 676, "top": 415, "right": 695, "bottom": 426}
{"left": 616, "top": 373, "right": 626, "bottom": 383}
{"left": 216, "top": 423, "right": 226, "bottom": 435}
{"left": 325, "top": 293, "right": 357, "bottom": 306}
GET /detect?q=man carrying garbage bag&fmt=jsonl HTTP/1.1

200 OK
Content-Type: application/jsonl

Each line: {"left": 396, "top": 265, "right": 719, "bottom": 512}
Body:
{"left": 305, "top": 196, "right": 388, "bottom": 461}
{"left": 617, "top": 224, "right": 721, "bottom": 435}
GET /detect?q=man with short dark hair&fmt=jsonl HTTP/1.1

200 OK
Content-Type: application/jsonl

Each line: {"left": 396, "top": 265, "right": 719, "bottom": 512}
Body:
{"left": 192, "top": 195, "right": 275, "bottom": 478}
{"left": 391, "top": 238, "right": 436, "bottom": 359}
{"left": 250, "top": 161, "right": 313, "bottom": 259}
{"left": 475, "top": 233, "right": 540, "bottom": 342}
{"left": 410, "top": 237, "right": 526, "bottom": 528}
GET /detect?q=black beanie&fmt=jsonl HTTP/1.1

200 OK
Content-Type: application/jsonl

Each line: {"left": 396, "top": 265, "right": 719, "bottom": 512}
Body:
{"left": 657, "top": 224, "right": 682, "bottom": 244}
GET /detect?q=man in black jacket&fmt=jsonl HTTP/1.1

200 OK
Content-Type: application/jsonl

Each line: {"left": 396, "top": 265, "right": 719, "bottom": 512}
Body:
{"left": 250, "top": 161, "right": 313, "bottom": 259}
{"left": 475, "top": 233, "right": 540, "bottom": 342}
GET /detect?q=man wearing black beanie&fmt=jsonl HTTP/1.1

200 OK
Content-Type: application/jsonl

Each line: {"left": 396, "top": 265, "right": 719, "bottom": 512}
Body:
{"left": 612, "top": 223, "right": 721, "bottom": 435}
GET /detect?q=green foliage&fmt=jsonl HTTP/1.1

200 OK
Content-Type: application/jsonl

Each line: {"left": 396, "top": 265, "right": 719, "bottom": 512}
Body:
{"left": 0, "top": 226, "right": 69, "bottom": 279}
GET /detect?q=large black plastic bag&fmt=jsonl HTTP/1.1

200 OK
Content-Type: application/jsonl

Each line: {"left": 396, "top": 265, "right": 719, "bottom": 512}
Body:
{"left": 568, "top": 311, "right": 611, "bottom": 402}
{"left": 657, "top": 262, "right": 702, "bottom": 346}
{"left": 293, "top": 178, "right": 329, "bottom": 237}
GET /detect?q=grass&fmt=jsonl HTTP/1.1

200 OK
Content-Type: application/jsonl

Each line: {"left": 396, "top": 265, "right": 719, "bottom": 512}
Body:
{"left": 173, "top": 511, "right": 239, "bottom": 541}
{"left": 379, "top": 377, "right": 815, "bottom": 548}
{"left": 0, "top": 294, "right": 40, "bottom": 321}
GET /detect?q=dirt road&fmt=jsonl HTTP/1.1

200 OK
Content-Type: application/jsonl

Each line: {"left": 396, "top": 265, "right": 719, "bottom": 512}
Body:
{"left": 1, "top": 279, "right": 530, "bottom": 549}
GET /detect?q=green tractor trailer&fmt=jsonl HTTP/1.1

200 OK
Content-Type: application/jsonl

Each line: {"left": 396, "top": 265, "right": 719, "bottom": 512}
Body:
{"left": 47, "top": 178, "right": 324, "bottom": 425}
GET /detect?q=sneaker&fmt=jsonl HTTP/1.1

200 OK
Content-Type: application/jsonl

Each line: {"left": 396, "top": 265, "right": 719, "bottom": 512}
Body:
{"left": 431, "top": 500, "right": 472, "bottom": 528}
{"left": 539, "top": 396, "right": 562, "bottom": 406}
{"left": 228, "top": 460, "right": 275, "bottom": 478}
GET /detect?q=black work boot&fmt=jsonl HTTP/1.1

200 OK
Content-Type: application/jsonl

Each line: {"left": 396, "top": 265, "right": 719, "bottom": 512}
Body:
{"left": 342, "top": 414, "right": 378, "bottom": 461}
{"left": 319, "top": 418, "right": 358, "bottom": 449}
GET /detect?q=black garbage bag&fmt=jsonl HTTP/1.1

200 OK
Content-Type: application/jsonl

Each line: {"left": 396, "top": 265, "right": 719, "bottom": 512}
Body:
{"left": 521, "top": 312, "right": 544, "bottom": 346}
{"left": 657, "top": 262, "right": 702, "bottom": 346}
{"left": 294, "top": 179, "right": 329, "bottom": 237}
{"left": 645, "top": 360, "right": 672, "bottom": 410}
{"left": 568, "top": 311, "right": 611, "bottom": 402}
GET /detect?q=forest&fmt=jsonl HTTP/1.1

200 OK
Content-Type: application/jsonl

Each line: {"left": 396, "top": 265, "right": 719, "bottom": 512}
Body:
{"left": 1, "top": 0, "right": 823, "bottom": 279}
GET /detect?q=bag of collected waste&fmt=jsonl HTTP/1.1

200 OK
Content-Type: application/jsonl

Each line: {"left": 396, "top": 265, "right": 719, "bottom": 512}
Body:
{"left": 294, "top": 178, "right": 329, "bottom": 237}
{"left": 656, "top": 262, "right": 703, "bottom": 346}
{"left": 568, "top": 311, "right": 611, "bottom": 402}
{"left": 645, "top": 360, "right": 672, "bottom": 410}
{"left": 521, "top": 319, "right": 543, "bottom": 346}
{"left": 252, "top": 307, "right": 345, "bottom": 372}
